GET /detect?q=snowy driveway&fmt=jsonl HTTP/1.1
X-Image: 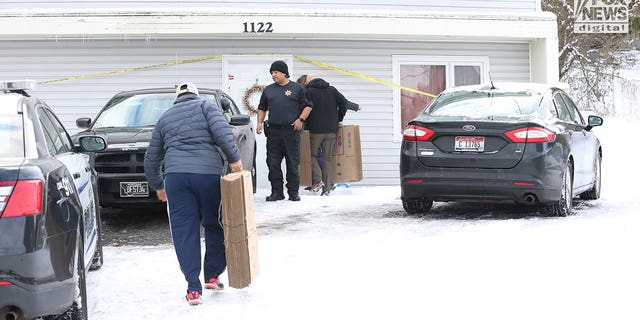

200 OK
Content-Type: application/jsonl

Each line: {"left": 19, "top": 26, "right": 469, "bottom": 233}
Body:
{"left": 87, "top": 118, "right": 640, "bottom": 320}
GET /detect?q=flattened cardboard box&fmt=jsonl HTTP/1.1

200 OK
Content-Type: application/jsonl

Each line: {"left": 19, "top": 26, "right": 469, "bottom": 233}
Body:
{"left": 298, "top": 125, "right": 362, "bottom": 186}
{"left": 299, "top": 130, "right": 313, "bottom": 187}
{"left": 220, "top": 171, "right": 259, "bottom": 289}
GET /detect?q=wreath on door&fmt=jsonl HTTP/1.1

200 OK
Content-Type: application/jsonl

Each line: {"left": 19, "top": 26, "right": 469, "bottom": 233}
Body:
{"left": 242, "top": 83, "right": 265, "bottom": 115}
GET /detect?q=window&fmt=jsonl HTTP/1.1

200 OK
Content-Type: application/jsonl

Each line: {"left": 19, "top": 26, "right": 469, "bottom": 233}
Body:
{"left": 560, "top": 93, "right": 585, "bottom": 126}
{"left": 0, "top": 112, "right": 23, "bottom": 158}
{"left": 38, "top": 107, "right": 73, "bottom": 155}
{"left": 552, "top": 94, "right": 573, "bottom": 123}
{"left": 392, "top": 56, "right": 489, "bottom": 141}
{"left": 93, "top": 94, "right": 175, "bottom": 128}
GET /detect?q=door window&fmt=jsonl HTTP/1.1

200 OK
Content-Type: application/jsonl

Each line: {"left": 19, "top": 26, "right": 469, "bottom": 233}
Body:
{"left": 552, "top": 94, "right": 573, "bottom": 123}
{"left": 392, "top": 56, "right": 489, "bottom": 141}
{"left": 38, "top": 107, "right": 73, "bottom": 155}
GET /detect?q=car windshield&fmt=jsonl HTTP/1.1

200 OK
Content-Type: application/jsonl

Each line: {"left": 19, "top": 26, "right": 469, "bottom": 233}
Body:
{"left": 424, "top": 91, "right": 543, "bottom": 118}
{"left": 92, "top": 93, "right": 216, "bottom": 128}
{"left": 0, "top": 112, "right": 24, "bottom": 158}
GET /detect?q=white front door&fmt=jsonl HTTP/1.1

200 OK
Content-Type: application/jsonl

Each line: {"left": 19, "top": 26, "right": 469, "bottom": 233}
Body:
{"left": 223, "top": 55, "right": 293, "bottom": 191}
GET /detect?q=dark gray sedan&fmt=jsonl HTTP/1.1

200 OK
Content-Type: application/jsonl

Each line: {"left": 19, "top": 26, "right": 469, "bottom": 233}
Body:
{"left": 400, "top": 83, "right": 603, "bottom": 216}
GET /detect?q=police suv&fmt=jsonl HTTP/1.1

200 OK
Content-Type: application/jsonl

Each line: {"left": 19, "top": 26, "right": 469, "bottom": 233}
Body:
{"left": 0, "top": 80, "right": 107, "bottom": 320}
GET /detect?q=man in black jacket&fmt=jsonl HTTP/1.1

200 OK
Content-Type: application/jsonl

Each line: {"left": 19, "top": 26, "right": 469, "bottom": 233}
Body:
{"left": 305, "top": 74, "right": 348, "bottom": 196}
{"left": 256, "top": 60, "right": 312, "bottom": 201}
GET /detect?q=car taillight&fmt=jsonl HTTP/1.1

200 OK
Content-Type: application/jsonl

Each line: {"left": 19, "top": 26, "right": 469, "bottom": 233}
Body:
{"left": 504, "top": 127, "right": 556, "bottom": 143}
{"left": 0, "top": 280, "right": 11, "bottom": 286}
{"left": 403, "top": 125, "right": 436, "bottom": 141}
{"left": 0, "top": 180, "right": 43, "bottom": 218}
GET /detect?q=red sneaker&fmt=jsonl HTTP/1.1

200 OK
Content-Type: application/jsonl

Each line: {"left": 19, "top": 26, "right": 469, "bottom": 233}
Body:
{"left": 204, "top": 277, "right": 224, "bottom": 290}
{"left": 186, "top": 290, "right": 201, "bottom": 305}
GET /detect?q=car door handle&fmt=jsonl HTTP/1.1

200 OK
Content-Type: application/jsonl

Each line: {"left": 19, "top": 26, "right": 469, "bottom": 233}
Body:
{"left": 73, "top": 172, "right": 81, "bottom": 179}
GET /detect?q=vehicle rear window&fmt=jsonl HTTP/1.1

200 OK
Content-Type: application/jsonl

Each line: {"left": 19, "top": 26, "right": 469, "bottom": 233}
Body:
{"left": 92, "top": 93, "right": 218, "bottom": 128}
{"left": 0, "top": 113, "right": 24, "bottom": 158}
{"left": 425, "top": 91, "right": 543, "bottom": 118}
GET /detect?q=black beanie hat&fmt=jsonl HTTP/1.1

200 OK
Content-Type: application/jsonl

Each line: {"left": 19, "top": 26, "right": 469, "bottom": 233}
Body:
{"left": 269, "top": 60, "right": 290, "bottom": 78}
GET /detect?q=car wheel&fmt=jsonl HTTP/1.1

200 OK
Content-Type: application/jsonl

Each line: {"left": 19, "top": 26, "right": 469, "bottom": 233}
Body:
{"left": 61, "top": 229, "right": 88, "bottom": 320}
{"left": 402, "top": 198, "right": 433, "bottom": 215}
{"left": 545, "top": 161, "right": 574, "bottom": 217}
{"left": 580, "top": 154, "right": 601, "bottom": 200}
{"left": 90, "top": 194, "right": 104, "bottom": 271}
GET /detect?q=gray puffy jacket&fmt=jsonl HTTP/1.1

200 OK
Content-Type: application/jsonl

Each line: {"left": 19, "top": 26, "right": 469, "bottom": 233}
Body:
{"left": 144, "top": 94, "right": 241, "bottom": 190}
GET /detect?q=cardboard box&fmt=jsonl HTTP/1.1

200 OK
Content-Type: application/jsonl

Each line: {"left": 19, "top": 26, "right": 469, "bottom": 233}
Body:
{"left": 333, "top": 155, "right": 363, "bottom": 182}
{"left": 298, "top": 125, "right": 362, "bottom": 186}
{"left": 334, "top": 125, "right": 361, "bottom": 158}
{"left": 220, "top": 171, "right": 259, "bottom": 289}
{"left": 299, "top": 130, "right": 312, "bottom": 187}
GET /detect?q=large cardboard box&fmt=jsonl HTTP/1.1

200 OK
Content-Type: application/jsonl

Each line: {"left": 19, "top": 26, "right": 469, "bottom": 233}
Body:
{"left": 220, "top": 171, "right": 259, "bottom": 289}
{"left": 298, "top": 125, "right": 362, "bottom": 186}
{"left": 299, "top": 130, "right": 313, "bottom": 187}
{"left": 333, "top": 125, "right": 363, "bottom": 182}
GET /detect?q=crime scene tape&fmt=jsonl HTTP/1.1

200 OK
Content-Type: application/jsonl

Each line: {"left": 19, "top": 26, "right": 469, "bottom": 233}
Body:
{"left": 37, "top": 55, "right": 222, "bottom": 85}
{"left": 293, "top": 55, "right": 436, "bottom": 98}
{"left": 36, "top": 53, "right": 437, "bottom": 98}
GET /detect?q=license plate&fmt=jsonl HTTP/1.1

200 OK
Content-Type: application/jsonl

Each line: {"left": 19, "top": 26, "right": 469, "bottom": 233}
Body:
{"left": 120, "top": 182, "right": 149, "bottom": 197}
{"left": 455, "top": 136, "right": 485, "bottom": 152}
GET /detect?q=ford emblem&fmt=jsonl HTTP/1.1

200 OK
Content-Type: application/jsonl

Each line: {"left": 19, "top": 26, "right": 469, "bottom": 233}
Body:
{"left": 462, "top": 125, "right": 476, "bottom": 131}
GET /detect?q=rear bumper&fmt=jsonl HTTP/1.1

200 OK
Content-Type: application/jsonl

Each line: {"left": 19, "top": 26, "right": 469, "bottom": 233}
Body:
{"left": 0, "top": 280, "right": 74, "bottom": 319}
{"left": 400, "top": 154, "right": 564, "bottom": 205}
{"left": 0, "top": 239, "right": 75, "bottom": 319}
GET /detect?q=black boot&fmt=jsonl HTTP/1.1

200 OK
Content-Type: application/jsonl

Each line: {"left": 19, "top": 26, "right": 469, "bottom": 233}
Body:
{"left": 266, "top": 193, "right": 285, "bottom": 202}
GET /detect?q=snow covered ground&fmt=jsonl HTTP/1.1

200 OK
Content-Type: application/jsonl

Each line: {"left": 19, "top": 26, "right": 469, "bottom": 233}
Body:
{"left": 86, "top": 117, "right": 640, "bottom": 320}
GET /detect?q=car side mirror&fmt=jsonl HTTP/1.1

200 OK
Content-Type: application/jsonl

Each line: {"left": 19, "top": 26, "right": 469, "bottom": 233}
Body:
{"left": 220, "top": 98, "right": 231, "bottom": 112}
{"left": 78, "top": 136, "right": 107, "bottom": 152}
{"left": 76, "top": 117, "right": 92, "bottom": 128}
{"left": 585, "top": 115, "right": 603, "bottom": 131}
{"left": 229, "top": 114, "right": 250, "bottom": 126}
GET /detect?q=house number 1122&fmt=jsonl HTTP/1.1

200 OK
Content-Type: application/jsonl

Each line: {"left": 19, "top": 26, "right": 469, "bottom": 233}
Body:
{"left": 242, "top": 22, "right": 274, "bottom": 33}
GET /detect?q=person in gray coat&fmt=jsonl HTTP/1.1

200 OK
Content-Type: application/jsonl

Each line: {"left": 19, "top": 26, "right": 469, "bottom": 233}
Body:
{"left": 144, "top": 82, "right": 242, "bottom": 306}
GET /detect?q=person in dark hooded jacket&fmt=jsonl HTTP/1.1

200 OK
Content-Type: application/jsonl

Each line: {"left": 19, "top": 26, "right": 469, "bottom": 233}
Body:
{"left": 304, "top": 74, "right": 348, "bottom": 195}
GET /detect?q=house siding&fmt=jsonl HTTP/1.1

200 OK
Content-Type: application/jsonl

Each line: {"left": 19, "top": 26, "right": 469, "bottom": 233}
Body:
{"left": 1, "top": 0, "right": 540, "bottom": 13}
{"left": 0, "top": 38, "right": 530, "bottom": 185}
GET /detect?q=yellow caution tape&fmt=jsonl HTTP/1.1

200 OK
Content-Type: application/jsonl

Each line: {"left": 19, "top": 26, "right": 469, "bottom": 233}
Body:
{"left": 38, "top": 55, "right": 222, "bottom": 85}
{"left": 36, "top": 53, "right": 436, "bottom": 98}
{"left": 293, "top": 55, "right": 437, "bottom": 98}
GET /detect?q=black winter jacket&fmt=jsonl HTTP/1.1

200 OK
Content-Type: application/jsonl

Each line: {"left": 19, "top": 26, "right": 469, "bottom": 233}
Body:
{"left": 305, "top": 78, "right": 348, "bottom": 133}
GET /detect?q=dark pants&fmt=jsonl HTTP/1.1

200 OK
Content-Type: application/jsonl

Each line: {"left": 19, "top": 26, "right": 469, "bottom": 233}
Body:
{"left": 164, "top": 173, "right": 225, "bottom": 294}
{"left": 265, "top": 125, "right": 301, "bottom": 197}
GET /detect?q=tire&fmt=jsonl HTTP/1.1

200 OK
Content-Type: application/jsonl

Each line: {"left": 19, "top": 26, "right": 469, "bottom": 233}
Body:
{"left": 90, "top": 199, "right": 104, "bottom": 271}
{"left": 580, "top": 154, "right": 601, "bottom": 200}
{"left": 402, "top": 198, "right": 433, "bottom": 215}
{"left": 70, "top": 230, "right": 89, "bottom": 320}
{"left": 545, "top": 161, "right": 574, "bottom": 217}
{"left": 54, "top": 229, "right": 88, "bottom": 320}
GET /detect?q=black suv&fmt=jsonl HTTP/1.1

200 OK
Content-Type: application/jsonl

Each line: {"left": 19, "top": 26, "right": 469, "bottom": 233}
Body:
{"left": 73, "top": 88, "right": 257, "bottom": 209}
{"left": 0, "top": 80, "right": 107, "bottom": 320}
